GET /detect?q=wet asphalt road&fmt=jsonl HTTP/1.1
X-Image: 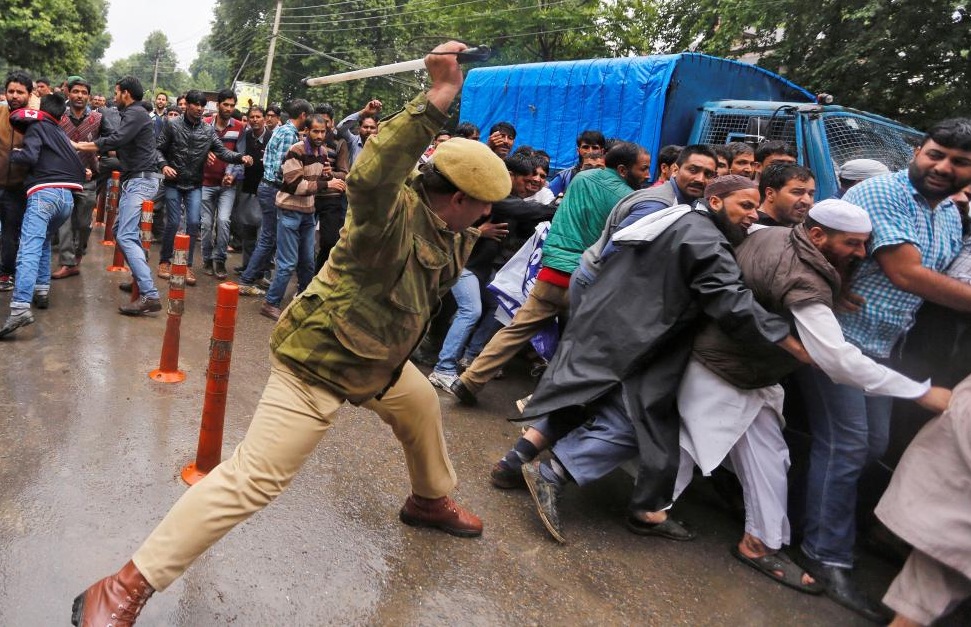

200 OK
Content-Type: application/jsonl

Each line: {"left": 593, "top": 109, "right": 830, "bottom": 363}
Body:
{"left": 0, "top": 239, "right": 898, "bottom": 625}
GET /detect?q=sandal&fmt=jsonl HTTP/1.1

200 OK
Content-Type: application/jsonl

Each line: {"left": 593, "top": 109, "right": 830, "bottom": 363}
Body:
{"left": 731, "top": 546, "right": 824, "bottom": 595}
{"left": 625, "top": 515, "right": 696, "bottom": 541}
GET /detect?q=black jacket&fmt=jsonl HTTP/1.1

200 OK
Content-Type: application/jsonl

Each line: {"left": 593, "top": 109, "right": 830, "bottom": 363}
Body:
{"left": 10, "top": 112, "right": 85, "bottom": 193}
{"left": 94, "top": 103, "right": 157, "bottom": 177}
{"left": 522, "top": 209, "right": 791, "bottom": 511}
{"left": 467, "top": 195, "right": 556, "bottom": 280}
{"left": 156, "top": 115, "right": 245, "bottom": 189}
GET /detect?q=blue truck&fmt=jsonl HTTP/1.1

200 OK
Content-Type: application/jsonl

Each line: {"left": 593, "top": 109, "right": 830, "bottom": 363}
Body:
{"left": 460, "top": 54, "right": 922, "bottom": 199}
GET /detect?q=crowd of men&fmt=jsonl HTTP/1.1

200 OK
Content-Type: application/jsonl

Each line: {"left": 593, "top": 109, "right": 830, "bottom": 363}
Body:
{"left": 1, "top": 43, "right": 969, "bottom": 627}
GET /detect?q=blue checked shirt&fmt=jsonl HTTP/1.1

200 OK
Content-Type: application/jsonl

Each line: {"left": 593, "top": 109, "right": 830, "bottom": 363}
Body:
{"left": 838, "top": 170, "right": 963, "bottom": 357}
{"left": 946, "top": 235, "right": 971, "bottom": 283}
{"left": 261, "top": 121, "right": 299, "bottom": 185}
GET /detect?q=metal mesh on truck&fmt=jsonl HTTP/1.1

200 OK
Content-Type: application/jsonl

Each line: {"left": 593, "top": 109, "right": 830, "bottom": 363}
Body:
{"left": 694, "top": 111, "right": 798, "bottom": 146}
{"left": 823, "top": 114, "right": 922, "bottom": 172}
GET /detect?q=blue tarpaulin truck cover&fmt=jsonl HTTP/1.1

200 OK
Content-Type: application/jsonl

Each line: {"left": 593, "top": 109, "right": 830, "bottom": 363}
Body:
{"left": 460, "top": 53, "right": 813, "bottom": 172}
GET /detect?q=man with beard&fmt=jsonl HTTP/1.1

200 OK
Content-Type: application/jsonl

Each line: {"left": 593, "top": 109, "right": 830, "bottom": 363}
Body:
{"left": 511, "top": 176, "right": 808, "bottom": 543}
{"left": 0, "top": 70, "right": 37, "bottom": 291}
{"left": 51, "top": 77, "right": 116, "bottom": 279}
{"left": 337, "top": 99, "right": 381, "bottom": 166}
{"left": 678, "top": 199, "right": 950, "bottom": 595}
{"left": 200, "top": 89, "right": 248, "bottom": 279}
{"left": 795, "top": 118, "right": 971, "bottom": 621}
{"left": 448, "top": 141, "right": 652, "bottom": 404}
{"left": 756, "top": 163, "right": 816, "bottom": 226}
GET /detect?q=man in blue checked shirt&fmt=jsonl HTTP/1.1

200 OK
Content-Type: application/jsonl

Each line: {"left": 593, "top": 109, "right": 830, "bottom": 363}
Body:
{"left": 795, "top": 118, "right": 971, "bottom": 622}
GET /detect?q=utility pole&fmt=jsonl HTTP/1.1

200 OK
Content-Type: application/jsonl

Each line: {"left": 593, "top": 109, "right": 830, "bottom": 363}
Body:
{"left": 261, "top": 0, "right": 284, "bottom": 107}
{"left": 151, "top": 49, "right": 161, "bottom": 93}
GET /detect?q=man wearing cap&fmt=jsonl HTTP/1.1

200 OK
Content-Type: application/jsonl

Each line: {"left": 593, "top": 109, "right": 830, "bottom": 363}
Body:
{"left": 836, "top": 158, "right": 889, "bottom": 198}
{"left": 51, "top": 76, "right": 116, "bottom": 279}
{"left": 71, "top": 41, "right": 510, "bottom": 626}
{"left": 794, "top": 118, "right": 971, "bottom": 621}
{"left": 678, "top": 199, "right": 950, "bottom": 596}
{"left": 506, "top": 176, "right": 808, "bottom": 543}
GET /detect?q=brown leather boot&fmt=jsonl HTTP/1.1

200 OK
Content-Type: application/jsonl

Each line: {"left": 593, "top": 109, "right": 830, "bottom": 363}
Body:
{"left": 71, "top": 560, "right": 155, "bottom": 626}
{"left": 399, "top": 494, "right": 483, "bottom": 538}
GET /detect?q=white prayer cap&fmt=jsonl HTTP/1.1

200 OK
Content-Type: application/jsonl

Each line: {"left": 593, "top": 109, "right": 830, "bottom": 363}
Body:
{"left": 838, "top": 158, "right": 890, "bottom": 181}
{"left": 808, "top": 199, "right": 872, "bottom": 233}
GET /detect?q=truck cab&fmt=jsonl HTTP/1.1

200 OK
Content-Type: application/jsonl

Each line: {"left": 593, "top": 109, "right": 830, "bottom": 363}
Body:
{"left": 689, "top": 100, "right": 923, "bottom": 198}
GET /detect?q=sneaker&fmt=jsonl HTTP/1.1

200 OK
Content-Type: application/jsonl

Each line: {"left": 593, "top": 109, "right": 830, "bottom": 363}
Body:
{"left": 458, "top": 356, "right": 474, "bottom": 371}
{"left": 213, "top": 260, "right": 228, "bottom": 280}
{"left": 428, "top": 370, "right": 458, "bottom": 391}
{"left": 260, "top": 302, "right": 282, "bottom": 321}
{"left": 202, "top": 259, "right": 214, "bottom": 276}
{"left": 185, "top": 268, "right": 197, "bottom": 286}
{"left": 522, "top": 461, "right": 565, "bottom": 543}
{"left": 0, "top": 274, "right": 13, "bottom": 291}
{"left": 157, "top": 262, "right": 172, "bottom": 279}
{"left": 490, "top": 461, "right": 526, "bottom": 490}
{"left": 118, "top": 295, "right": 162, "bottom": 316}
{"left": 0, "top": 309, "right": 35, "bottom": 338}
{"left": 32, "top": 291, "right": 49, "bottom": 309}
{"left": 238, "top": 283, "right": 266, "bottom": 296}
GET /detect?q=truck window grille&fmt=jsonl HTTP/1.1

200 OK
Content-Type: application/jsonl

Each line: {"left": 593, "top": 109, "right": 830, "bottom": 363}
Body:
{"left": 697, "top": 111, "right": 797, "bottom": 147}
{"left": 823, "top": 115, "right": 922, "bottom": 173}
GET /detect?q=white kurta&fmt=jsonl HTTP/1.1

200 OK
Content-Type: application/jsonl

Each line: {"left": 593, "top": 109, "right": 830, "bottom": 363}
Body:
{"left": 678, "top": 302, "right": 930, "bottom": 474}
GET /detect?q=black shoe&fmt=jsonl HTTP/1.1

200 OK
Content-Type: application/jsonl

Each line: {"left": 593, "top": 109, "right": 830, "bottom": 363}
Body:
{"left": 448, "top": 378, "right": 478, "bottom": 406}
{"left": 0, "top": 310, "right": 35, "bottom": 338}
{"left": 119, "top": 296, "right": 162, "bottom": 316}
{"left": 490, "top": 461, "right": 526, "bottom": 490}
{"left": 32, "top": 292, "right": 49, "bottom": 309}
{"left": 202, "top": 260, "right": 214, "bottom": 275}
{"left": 796, "top": 552, "right": 891, "bottom": 623}
{"left": 625, "top": 514, "right": 696, "bottom": 541}
{"left": 118, "top": 281, "right": 133, "bottom": 293}
{"left": 213, "top": 260, "right": 228, "bottom": 280}
{"left": 233, "top": 265, "right": 245, "bottom": 274}
{"left": 521, "top": 461, "right": 565, "bottom": 543}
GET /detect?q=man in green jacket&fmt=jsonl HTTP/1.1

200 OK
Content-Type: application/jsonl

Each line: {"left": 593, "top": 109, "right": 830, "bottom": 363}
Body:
{"left": 450, "top": 142, "right": 651, "bottom": 404}
{"left": 71, "top": 41, "right": 511, "bottom": 627}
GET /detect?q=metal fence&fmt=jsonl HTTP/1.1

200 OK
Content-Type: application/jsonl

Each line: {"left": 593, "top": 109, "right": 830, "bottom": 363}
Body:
{"left": 823, "top": 113, "right": 922, "bottom": 172}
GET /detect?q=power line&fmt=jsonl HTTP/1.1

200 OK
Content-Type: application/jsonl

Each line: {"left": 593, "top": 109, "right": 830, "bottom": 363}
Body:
{"left": 279, "top": 0, "right": 489, "bottom": 22}
{"left": 276, "top": 34, "right": 422, "bottom": 89}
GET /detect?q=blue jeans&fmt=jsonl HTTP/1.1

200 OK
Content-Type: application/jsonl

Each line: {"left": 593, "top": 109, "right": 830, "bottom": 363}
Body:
{"left": 434, "top": 269, "right": 482, "bottom": 375}
{"left": 265, "top": 209, "right": 315, "bottom": 307}
{"left": 12, "top": 188, "right": 73, "bottom": 306}
{"left": 160, "top": 185, "right": 202, "bottom": 266}
{"left": 240, "top": 182, "right": 278, "bottom": 285}
{"left": 796, "top": 366, "right": 894, "bottom": 568}
{"left": 116, "top": 178, "right": 160, "bottom": 300}
{"left": 200, "top": 185, "right": 236, "bottom": 263}
{"left": 464, "top": 281, "right": 502, "bottom": 360}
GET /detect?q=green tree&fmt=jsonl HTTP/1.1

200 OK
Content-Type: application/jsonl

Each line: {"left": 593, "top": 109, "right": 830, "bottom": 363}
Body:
{"left": 638, "top": 0, "right": 971, "bottom": 128}
{"left": 107, "top": 31, "right": 191, "bottom": 100}
{"left": 190, "top": 36, "right": 235, "bottom": 90}
{"left": 0, "top": 0, "right": 110, "bottom": 77}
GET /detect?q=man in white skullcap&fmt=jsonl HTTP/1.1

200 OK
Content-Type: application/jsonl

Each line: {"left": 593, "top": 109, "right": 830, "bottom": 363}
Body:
{"left": 836, "top": 158, "right": 890, "bottom": 197}
{"left": 675, "top": 199, "right": 951, "bottom": 599}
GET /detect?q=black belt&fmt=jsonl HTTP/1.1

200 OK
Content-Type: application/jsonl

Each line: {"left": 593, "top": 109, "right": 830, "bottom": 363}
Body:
{"left": 125, "top": 171, "right": 163, "bottom": 180}
{"left": 261, "top": 179, "right": 281, "bottom": 189}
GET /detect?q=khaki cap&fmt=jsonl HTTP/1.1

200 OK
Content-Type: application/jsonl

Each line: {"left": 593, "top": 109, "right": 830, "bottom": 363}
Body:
{"left": 429, "top": 138, "right": 511, "bottom": 202}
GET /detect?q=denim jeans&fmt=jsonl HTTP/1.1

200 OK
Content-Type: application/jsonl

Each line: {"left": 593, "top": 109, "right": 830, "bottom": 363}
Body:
{"left": 160, "top": 185, "right": 202, "bottom": 267}
{"left": 265, "top": 209, "right": 315, "bottom": 307}
{"left": 116, "top": 178, "right": 161, "bottom": 300}
{"left": 0, "top": 186, "right": 27, "bottom": 276}
{"left": 12, "top": 188, "right": 73, "bottom": 306}
{"left": 200, "top": 185, "right": 236, "bottom": 263}
{"left": 240, "top": 182, "right": 278, "bottom": 285}
{"left": 464, "top": 284, "right": 502, "bottom": 361}
{"left": 434, "top": 269, "right": 482, "bottom": 375}
{"left": 796, "top": 366, "right": 894, "bottom": 568}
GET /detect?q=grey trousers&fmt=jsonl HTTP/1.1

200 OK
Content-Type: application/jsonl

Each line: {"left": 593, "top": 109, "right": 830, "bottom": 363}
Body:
{"left": 56, "top": 183, "right": 97, "bottom": 266}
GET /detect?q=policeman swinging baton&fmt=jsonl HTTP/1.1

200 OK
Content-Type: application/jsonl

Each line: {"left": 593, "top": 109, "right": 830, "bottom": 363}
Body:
{"left": 301, "top": 46, "right": 492, "bottom": 87}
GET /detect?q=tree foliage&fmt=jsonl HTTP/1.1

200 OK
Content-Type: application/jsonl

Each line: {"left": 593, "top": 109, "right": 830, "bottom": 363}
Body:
{"left": 199, "top": 0, "right": 967, "bottom": 128}
{"left": 0, "top": 0, "right": 109, "bottom": 77}
{"left": 107, "top": 31, "right": 192, "bottom": 100}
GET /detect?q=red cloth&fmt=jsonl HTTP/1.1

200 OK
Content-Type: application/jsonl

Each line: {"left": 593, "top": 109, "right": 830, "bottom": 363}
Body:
{"left": 537, "top": 266, "right": 571, "bottom": 288}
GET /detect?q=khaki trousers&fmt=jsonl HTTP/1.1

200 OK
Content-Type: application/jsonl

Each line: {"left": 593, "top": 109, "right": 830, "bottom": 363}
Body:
{"left": 459, "top": 279, "right": 569, "bottom": 394}
{"left": 133, "top": 356, "right": 456, "bottom": 591}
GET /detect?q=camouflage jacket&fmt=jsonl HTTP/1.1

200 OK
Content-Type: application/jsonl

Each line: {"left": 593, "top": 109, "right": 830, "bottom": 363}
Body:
{"left": 270, "top": 93, "right": 478, "bottom": 402}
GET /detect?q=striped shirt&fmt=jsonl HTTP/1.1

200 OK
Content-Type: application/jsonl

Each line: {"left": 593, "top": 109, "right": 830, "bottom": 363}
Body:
{"left": 837, "top": 170, "right": 963, "bottom": 357}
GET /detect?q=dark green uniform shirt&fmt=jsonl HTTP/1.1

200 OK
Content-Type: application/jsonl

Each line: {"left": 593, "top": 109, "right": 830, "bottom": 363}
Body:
{"left": 271, "top": 93, "right": 478, "bottom": 403}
